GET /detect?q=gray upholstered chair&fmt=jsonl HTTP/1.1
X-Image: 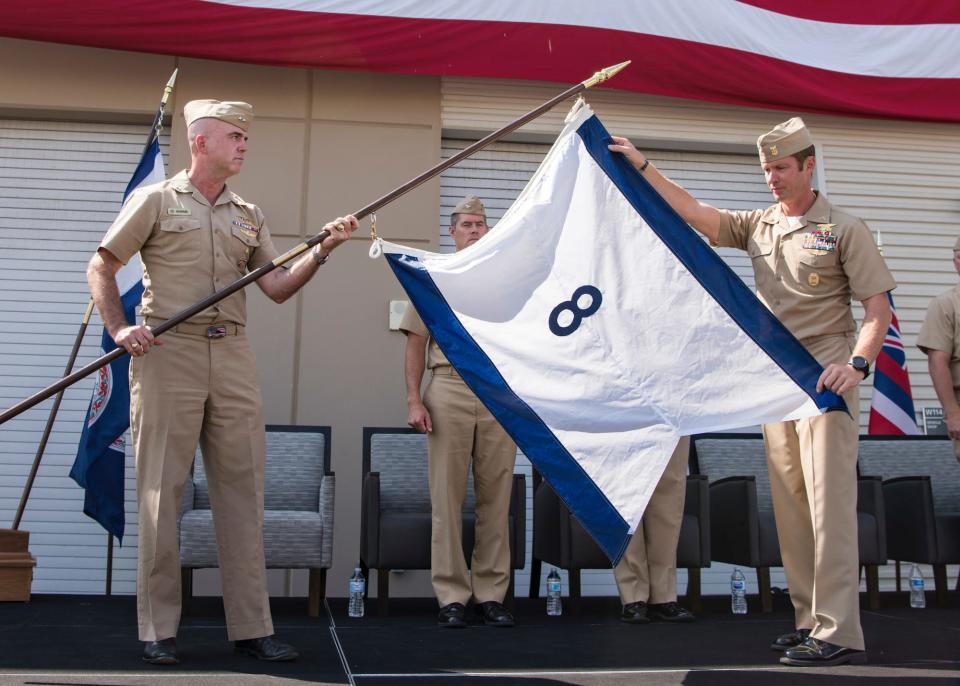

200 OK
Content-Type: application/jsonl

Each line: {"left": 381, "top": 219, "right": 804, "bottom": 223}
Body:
{"left": 179, "top": 425, "right": 334, "bottom": 617}
{"left": 359, "top": 426, "right": 526, "bottom": 615}
{"left": 529, "top": 465, "right": 710, "bottom": 615}
{"left": 692, "top": 433, "right": 886, "bottom": 612}
{"left": 858, "top": 436, "right": 960, "bottom": 606}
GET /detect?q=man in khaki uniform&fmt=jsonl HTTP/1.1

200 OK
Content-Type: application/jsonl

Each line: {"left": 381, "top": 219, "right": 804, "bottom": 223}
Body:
{"left": 917, "top": 238, "right": 960, "bottom": 460}
{"left": 401, "top": 196, "right": 518, "bottom": 629}
{"left": 614, "top": 437, "right": 695, "bottom": 624}
{"left": 87, "top": 99, "right": 358, "bottom": 665}
{"left": 609, "top": 118, "right": 894, "bottom": 667}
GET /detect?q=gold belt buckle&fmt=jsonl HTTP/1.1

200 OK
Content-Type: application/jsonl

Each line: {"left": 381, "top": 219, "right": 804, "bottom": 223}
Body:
{"left": 206, "top": 325, "right": 227, "bottom": 338}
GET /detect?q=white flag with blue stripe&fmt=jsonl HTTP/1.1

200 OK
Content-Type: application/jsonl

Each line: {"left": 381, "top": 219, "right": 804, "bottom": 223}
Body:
{"left": 380, "top": 103, "right": 844, "bottom": 562}
{"left": 70, "top": 135, "right": 164, "bottom": 541}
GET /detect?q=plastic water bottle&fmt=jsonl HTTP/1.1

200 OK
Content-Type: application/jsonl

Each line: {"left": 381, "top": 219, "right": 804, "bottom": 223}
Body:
{"left": 546, "top": 568, "right": 563, "bottom": 616}
{"left": 348, "top": 566, "right": 365, "bottom": 618}
{"left": 730, "top": 568, "right": 748, "bottom": 615}
{"left": 909, "top": 563, "right": 926, "bottom": 609}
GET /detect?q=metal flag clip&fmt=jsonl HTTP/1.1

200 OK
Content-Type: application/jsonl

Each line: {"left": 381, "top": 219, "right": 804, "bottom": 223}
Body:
{"left": 368, "top": 213, "right": 383, "bottom": 259}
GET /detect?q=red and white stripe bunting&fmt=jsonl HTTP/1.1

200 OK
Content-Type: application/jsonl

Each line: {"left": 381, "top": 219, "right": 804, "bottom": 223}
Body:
{"left": 2, "top": 0, "right": 958, "bottom": 122}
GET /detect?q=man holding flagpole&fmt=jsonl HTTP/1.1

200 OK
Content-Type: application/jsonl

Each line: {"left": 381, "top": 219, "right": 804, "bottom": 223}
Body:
{"left": 610, "top": 118, "right": 894, "bottom": 666}
{"left": 87, "top": 99, "right": 357, "bottom": 665}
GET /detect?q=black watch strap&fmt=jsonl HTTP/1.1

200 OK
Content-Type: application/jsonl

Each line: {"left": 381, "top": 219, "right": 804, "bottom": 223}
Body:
{"left": 849, "top": 355, "right": 870, "bottom": 380}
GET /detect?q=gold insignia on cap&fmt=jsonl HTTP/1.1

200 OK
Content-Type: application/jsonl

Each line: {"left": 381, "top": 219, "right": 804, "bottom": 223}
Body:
{"left": 453, "top": 195, "right": 486, "bottom": 217}
{"left": 758, "top": 117, "right": 815, "bottom": 164}
{"left": 183, "top": 99, "right": 255, "bottom": 132}
{"left": 808, "top": 273, "right": 820, "bottom": 287}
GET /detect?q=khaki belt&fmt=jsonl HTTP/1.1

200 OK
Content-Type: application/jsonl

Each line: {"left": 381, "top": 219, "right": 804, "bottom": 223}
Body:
{"left": 430, "top": 366, "right": 460, "bottom": 377}
{"left": 147, "top": 319, "right": 244, "bottom": 338}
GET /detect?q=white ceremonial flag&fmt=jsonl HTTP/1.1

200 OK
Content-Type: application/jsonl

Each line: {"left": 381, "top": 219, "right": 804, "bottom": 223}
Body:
{"left": 379, "top": 103, "right": 845, "bottom": 562}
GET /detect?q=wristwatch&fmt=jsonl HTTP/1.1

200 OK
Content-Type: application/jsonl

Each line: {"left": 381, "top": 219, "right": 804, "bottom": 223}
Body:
{"left": 312, "top": 246, "right": 329, "bottom": 266}
{"left": 848, "top": 355, "right": 870, "bottom": 380}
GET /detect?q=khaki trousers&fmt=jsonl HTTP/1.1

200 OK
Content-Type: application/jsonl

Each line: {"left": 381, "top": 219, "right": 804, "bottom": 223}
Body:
{"left": 423, "top": 369, "right": 517, "bottom": 607}
{"left": 130, "top": 329, "right": 272, "bottom": 642}
{"left": 762, "top": 334, "right": 864, "bottom": 651}
{"left": 614, "top": 437, "right": 690, "bottom": 605}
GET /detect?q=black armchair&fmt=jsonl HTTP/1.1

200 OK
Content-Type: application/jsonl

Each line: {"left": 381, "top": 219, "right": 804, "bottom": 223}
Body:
{"left": 859, "top": 436, "right": 960, "bottom": 606}
{"left": 359, "top": 427, "right": 526, "bottom": 615}
{"left": 693, "top": 433, "right": 885, "bottom": 612}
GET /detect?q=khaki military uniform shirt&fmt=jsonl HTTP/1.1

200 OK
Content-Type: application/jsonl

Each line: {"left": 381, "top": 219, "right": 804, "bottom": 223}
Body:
{"left": 917, "top": 284, "right": 960, "bottom": 390}
{"left": 100, "top": 170, "right": 279, "bottom": 324}
{"left": 399, "top": 304, "right": 451, "bottom": 369}
{"left": 716, "top": 192, "right": 895, "bottom": 341}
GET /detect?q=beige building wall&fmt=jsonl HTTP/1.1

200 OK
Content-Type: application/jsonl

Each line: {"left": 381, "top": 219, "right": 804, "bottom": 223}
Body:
{"left": 0, "top": 38, "right": 441, "bottom": 597}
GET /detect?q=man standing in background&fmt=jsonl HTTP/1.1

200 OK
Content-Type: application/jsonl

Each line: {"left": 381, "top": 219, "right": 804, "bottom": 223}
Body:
{"left": 401, "top": 196, "right": 518, "bottom": 629}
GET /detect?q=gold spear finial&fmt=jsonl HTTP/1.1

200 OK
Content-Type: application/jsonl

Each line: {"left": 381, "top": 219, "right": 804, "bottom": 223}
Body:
{"left": 582, "top": 61, "right": 631, "bottom": 89}
{"left": 161, "top": 68, "right": 179, "bottom": 106}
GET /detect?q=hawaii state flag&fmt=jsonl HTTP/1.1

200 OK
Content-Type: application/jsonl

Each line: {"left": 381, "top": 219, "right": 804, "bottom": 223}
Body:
{"left": 380, "top": 103, "right": 844, "bottom": 562}
{"left": 69, "top": 136, "right": 164, "bottom": 541}
{"left": 868, "top": 292, "right": 919, "bottom": 435}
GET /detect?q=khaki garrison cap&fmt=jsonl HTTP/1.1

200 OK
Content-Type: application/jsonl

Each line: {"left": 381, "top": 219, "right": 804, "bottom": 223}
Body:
{"left": 757, "top": 117, "right": 814, "bottom": 163}
{"left": 953, "top": 236, "right": 960, "bottom": 251}
{"left": 453, "top": 195, "right": 486, "bottom": 217}
{"left": 183, "top": 99, "right": 254, "bottom": 132}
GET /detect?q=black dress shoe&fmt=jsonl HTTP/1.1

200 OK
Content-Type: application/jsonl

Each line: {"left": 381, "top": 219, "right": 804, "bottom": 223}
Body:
{"left": 234, "top": 635, "right": 299, "bottom": 662}
{"left": 437, "top": 602, "right": 467, "bottom": 628}
{"left": 771, "top": 628, "right": 810, "bottom": 652}
{"left": 648, "top": 601, "right": 695, "bottom": 623}
{"left": 620, "top": 601, "right": 650, "bottom": 624}
{"left": 142, "top": 638, "right": 179, "bottom": 665}
{"left": 780, "top": 637, "right": 867, "bottom": 667}
{"left": 475, "top": 601, "right": 515, "bottom": 627}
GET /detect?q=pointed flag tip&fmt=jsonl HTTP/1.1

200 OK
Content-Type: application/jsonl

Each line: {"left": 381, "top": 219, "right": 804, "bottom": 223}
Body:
{"left": 166, "top": 68, "right": 179, "bottom": 89}
{"left": 584, "top": 61, "right": 631, "bottom": 89}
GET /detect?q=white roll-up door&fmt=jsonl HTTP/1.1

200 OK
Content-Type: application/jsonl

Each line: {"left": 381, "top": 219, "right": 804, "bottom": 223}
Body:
{"left": 0, "top": 119, "right": 169, "bottom": 595}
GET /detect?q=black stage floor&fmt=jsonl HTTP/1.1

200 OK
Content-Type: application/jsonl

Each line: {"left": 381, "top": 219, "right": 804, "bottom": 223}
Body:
{"left": 0, "top": 593, "right": 957, "bottom": 686}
